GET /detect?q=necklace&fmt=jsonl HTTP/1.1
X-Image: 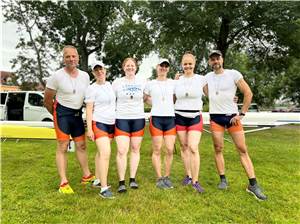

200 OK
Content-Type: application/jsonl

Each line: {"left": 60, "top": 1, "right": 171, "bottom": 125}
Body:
{"left": 157, "top": 80, "right": 167, "bottom": 101}
{"left": 70, "top": 76, "right": 77, "bottom": 94}
{"left": 214, "top": 74, "right": 221, "bottom": 95}
{"left": 183, "top": 75, "right": 193, "bottom": 97}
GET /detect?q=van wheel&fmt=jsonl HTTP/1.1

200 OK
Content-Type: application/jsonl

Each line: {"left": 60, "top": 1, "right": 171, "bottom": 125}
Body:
{"left": 42, "top": 118, "right": 52, "bottom": 122}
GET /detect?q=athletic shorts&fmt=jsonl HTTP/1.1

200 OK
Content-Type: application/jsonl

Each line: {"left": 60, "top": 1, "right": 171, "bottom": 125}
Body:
{"left": 53, "top": 101, "right": 85, "bottom": 142}
{"left": 115, "top": 118, "right": 145, "bottom": 137}
{"left": 92, "top": 121, "right": 114, "bottom": 139}
{"left": 210, "top": 114, "right": 243, "bottom": 132}
{"left": 149, "top": 116, "right": 176, "bottom": 136}
{"left": 175, "top": 113, "right": 203, "bottom": 132}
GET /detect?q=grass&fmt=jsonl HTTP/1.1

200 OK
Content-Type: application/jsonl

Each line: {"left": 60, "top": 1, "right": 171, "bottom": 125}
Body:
{"left": 1, "top": 125, "right": 300, "bottom": 223}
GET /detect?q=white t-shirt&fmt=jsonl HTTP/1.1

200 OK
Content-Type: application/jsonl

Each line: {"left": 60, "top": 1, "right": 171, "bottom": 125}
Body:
{"left": 144, "top": 79, "right": 175, "bottom": 117}
{"left": 205, "top": 69, "right": 243, "bottom": 114}
{"left": 112, "top": 76, "right": 146, "bottom": 119}
{"left": 84, "top": 82, "right": 116, "bottom": 124}
{"left": 174, "top": 74, "right": 206, "bottom": 112}
{"left": 46, "top": 68, "right": 90, "bottom": 109}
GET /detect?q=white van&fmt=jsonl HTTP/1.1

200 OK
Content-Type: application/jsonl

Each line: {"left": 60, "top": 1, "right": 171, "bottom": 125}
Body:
{"left": 0, "top": 91, "right": 53, "bottom": 121}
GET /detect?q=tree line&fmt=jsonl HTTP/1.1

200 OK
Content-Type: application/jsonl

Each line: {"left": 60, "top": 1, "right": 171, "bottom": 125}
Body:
{"left": 3, "top": 1, "right": 300, "bottom": 106}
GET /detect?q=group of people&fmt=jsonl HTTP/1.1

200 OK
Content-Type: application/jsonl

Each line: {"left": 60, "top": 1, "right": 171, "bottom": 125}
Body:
{"left": 44, "top": 45, "right": 267, "bottom": 201}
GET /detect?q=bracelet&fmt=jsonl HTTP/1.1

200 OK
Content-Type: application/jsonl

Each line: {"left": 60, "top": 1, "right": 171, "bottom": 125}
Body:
{"left": 239, "top": 112, "right": 246, "bottom": 116}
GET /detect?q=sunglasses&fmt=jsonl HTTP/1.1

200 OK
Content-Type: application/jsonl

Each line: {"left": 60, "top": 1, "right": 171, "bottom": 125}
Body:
{"left": 159, "top": 63, "right": 170, "bottom": 68}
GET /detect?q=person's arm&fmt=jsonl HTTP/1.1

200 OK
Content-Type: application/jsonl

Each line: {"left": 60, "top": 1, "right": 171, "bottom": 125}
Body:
{"left": 237, "top": 79, "right": 253, "bottom": 114}
{"left": 43, "top": 88, "right": 56, "bottom": 115}
{"left": 143, "top": 93, "right": 152, "bottom": 105}
{"left": 85, "top": 102, "right": 94, "bottom": 141}
{"left": 230, "top": 79, "right": 253, "bottom": 125}
{"left": 203, "top": 84, "right": 208, "bottom": 97}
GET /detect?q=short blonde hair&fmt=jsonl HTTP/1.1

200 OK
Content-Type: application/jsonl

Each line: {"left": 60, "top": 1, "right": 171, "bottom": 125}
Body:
{"left": 63, "top": 45, "right": 78, "bottom": 57}
{"left": 122, "top": 57, "right": 138, "bottom": 70}
{"left": 181, "top": 51, "right": 196, "bottom": 63}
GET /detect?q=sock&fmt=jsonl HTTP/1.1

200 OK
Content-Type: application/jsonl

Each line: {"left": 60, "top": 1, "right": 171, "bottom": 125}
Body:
{"left": 129, "top": 178, "right": 135, "bottom": 183}
{"left": 119, "top": 180, "right": 125, "bottom": 186}
{"left": 249, "top": 178, "right": 257, "bottom": 186}
{"left": 93, "top": 179, "right": 100, "bottom": 186}
{"left": 100, "top": 186, "right": 109, "bottom": 193}
{"left": 220, "top": 175, "right": 226, "bottom": 182}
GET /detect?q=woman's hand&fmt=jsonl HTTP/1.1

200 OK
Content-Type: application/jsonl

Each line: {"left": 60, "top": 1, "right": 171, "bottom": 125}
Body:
{"left": 87, "top": 129, "right": 95, "bottom": 141}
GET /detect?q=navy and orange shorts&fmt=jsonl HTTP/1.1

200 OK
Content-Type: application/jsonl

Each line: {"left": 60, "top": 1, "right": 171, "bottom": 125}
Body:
{"left": 92, "top": 121, "right": 114, "bottom": 139}
{"left": 115, "top": 118, "right": 145, "bottom": 137}
{"left": 210, "top": 114, "right": 243, "bottom": 132}
{"left": 149, "top": 116, "right": 176, "bottom": 136}
{"left": 175, "top": 113, "right": 203, "bottom": 132}
{"left": 53, "top": 101, "right": 85, "bottom": 142}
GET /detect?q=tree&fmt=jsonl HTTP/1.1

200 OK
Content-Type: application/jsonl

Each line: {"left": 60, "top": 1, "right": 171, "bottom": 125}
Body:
{"left": 3, "top": 1, "right": 58, "bottom": 88}
{"left": 144, "top": 1, "right": 300, "bottom": 106}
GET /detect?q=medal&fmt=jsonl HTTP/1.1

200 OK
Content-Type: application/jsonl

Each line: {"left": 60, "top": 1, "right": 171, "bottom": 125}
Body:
{"left": 73, "top": 89, "right": 76, "bottom": 94}
{"left": 130, "top": 95, "right": 133, "bottom": 99}
{"left": 216, "top": 91, "right": 218, "bottom": 95}
{"left": 185, "top": 92, "right": 189, "bottom": 97}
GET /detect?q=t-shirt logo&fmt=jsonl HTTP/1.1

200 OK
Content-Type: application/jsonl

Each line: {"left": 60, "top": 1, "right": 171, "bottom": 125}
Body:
{"left": 122, "top": 84, "right": 142, "bottom": 97}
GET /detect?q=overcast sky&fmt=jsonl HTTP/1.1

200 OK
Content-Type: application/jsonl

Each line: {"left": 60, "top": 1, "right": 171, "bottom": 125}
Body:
{"left": 1, "top": 21, "right": 158, "bottom": 78}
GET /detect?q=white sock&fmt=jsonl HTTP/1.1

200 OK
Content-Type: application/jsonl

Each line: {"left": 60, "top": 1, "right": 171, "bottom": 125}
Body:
{"left": 93, "top": 179, "right": 100, "bottom": 186}
{"left": 101, "top": 186, "right": 109, "bottom": 193}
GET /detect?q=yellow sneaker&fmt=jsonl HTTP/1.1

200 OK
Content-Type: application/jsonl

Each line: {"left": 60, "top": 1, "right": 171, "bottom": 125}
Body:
{"left": 81, "top": 174, "right": 96, "bottom": 185}
{"left": 58, "top": 182, "right": 74, "bottom": 194}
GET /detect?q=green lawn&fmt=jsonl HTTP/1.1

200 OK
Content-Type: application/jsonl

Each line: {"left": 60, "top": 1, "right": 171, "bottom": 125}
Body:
{"left": 1, "top": 125, "right": 300, "bottom": 223}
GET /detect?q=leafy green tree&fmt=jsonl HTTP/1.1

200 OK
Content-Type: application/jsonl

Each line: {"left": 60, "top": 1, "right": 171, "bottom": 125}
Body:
{"left": 2, "top": 1, "right": 57, "bottom": 88}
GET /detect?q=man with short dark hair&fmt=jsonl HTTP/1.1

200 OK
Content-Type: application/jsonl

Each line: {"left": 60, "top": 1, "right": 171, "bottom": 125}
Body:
{"left": 204, "top": 50, "right": 267, "bottom": 200}
{"left": 44, "top": 45, "right": 94, "bottom": 194}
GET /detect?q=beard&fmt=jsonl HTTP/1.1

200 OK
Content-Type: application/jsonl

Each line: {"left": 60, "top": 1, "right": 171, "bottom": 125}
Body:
{"left": 212, "top": 64, "right": 222, "bottom": 70}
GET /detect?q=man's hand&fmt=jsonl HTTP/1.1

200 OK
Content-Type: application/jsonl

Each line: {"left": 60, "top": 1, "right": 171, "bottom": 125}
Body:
{"left": 230, "top": 115, "right": 244, "bottom": 126}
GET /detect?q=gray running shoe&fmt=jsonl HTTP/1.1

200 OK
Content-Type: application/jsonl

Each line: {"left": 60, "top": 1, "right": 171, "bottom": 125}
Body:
{"left": 182, "top": 176, "right": 192, "bottom": 186}
{"left": 246, "top": 184, "right": 267, "bottom": 201}
{"left": 192, "top": 181, "right": 205, "bottom": 193}
{"left": 218, "top": 180, "right": 228, "bottom": 190}
{"left": 129, "top": 181, "right": 139, "bottom": 189}
{"left": 118, "top": 184, "right": 127, "bottom": 193}
{"left": 99, "top": 189, "right": 115, "bottom": 199}
{"left": 163, "top": 177, "right": 174, "bottom": 189}
{"left": 156, "top": 177, "right": 168, "bottom": 189}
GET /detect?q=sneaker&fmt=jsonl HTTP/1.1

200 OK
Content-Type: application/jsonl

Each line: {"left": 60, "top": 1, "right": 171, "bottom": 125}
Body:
{"left": 218, "top": 180, "right": 228, "bottom": 190}
{"left": 156, "top": 177, "right": 168, "bottom": 189}
{"left": 163, "top": 176, "right": 174, "bottom": 189}
{"left": 81, "top": 174, "right": 96, "bottom": 185}
{"left": 246, "top": 184, "right": 267, "bottom": 201}
{"left": 99, "top": 189, "right": 115, "bottom": 199}
{"left": 129, "top": 181, "right": 139, "bottom": 189}
{"left": 182, "top": 176, "right": 192, "bottom": 186}
{"left": 192, "top": 181, "right": 205, "bottom": 193}
{"left": 118, "top": 184, "right": 127, "bottom": 193}
{"left": 58, "top": 182, "right": 74, "bottom": 194}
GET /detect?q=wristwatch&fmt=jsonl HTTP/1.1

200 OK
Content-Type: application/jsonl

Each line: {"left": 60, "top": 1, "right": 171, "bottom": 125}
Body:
{"left": 239, "top": 112, "right": 246, "bottom": 116}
